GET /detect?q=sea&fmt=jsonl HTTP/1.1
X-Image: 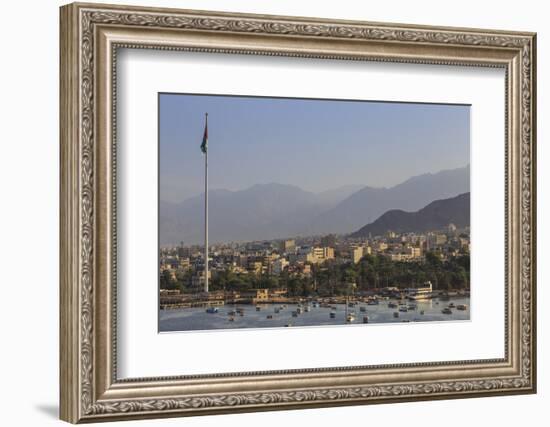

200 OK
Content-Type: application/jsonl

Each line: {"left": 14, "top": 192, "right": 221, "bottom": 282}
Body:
{"left": 159, "top": 296, "right": 471, "bottom": 332}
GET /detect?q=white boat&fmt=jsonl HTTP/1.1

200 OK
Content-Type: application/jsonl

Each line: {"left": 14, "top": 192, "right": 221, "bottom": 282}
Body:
{"left": 205, "top": 307, "right": 218, "bottom": 314}
{"left": 406, "top": 281, "right": 433, "bottom": 301}
{"left": 346, "top": 313, "right": 356, "bottom": 323}
{"left": 457, "top": 304, "right": 468, "bottom": 311}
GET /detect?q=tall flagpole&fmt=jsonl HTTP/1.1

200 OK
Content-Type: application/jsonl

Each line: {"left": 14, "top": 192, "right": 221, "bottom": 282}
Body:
{"left": 204, "top": 113, "right": 209, "bottom": 293}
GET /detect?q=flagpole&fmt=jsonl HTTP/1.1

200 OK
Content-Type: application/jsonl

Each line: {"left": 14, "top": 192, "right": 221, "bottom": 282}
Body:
{"left": 204, "top": 112, "right": 209, "bottom": 293}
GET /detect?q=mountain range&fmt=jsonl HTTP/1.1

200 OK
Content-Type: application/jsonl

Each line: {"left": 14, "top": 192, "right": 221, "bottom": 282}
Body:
{"left": 350, "top": 192, "right": 470, "bottom": 238}
{"left": 160, "top": 165, "right": 470, "bottom": 245}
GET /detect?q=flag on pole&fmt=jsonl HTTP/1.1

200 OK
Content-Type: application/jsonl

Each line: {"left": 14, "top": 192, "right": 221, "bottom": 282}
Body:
{"left": 200, "top": 114, "right": 208, "bottom": 153}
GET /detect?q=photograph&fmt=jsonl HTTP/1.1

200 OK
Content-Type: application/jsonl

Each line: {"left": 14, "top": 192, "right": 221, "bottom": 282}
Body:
{"left": 158, "top": 94, "right": 471, "bottom": 332}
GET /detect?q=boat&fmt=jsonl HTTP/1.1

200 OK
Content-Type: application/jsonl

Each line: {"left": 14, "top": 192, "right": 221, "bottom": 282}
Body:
{"left": 408, "top": 304, "right": 417, "bottom": 310}
{"left": 457, "top": 304, "right": 468, "bottom": 311}
{"left": 442, "top": 307, "right": 453, "bottom": 314}
{"left": 346, "top": 313, "right": 356, "bottom": 323}
{"left": 388, "top": 302, "right": 398, "bottom": 309}
{"left": 296, "top": 307, "right": 303, "bottom": 314}
{"left": 228, "top": 316, "right": 235, "bottom": 321}
{"left": 205, "top": 307, "right": 218, "bottom": 314}
{"left": 285, "top": 323, "right": 292, "bottom": 327}
{"left": 448, "top": 302, "right": 456, "bottom": 308}
{"left": 360, "top": 306, "right": 367, "bottom": 312}
{"left": 420, "top": 310, "right": 425, "bottom": 315}
{"left": 274, "top": 308, "right": 280, "bottom": 314}
{"left": 304, "top": 305, "right": 311, "bottom": 312}
{"left": 266, "top": 315, "right": 273, "bottom": 319}
{"left": 292, "top": 311, "right": 299, "bottom": 317}
{"left": 399, "top": 305, "right": 408, "bottom": 312}
{"left": 367, "top": 299, "right": 379, "bottom": 306}
{"left": 256, "top": 306, "right": 261, "bottom": 311}
{"left": 406, "top": 281, "right": 434, "bottom": 301}
{"left": 393, "top": 312, "right": 399, "bottom": 318}
{"left": 329, "top": 312, "right": 336, "bottom": 319}
{"left": 362, "top": 316, "right": 369, "bottom": 324}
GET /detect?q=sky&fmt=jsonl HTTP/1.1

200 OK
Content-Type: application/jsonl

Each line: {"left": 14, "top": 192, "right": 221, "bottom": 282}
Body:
{"left": 159, "top": 93, "right": 470, "bottom": 203}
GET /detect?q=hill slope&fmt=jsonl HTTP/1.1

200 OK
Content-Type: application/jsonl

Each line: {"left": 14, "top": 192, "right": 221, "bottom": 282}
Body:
{"left": 350, "top": 192, "right": 470, "bottom": 237}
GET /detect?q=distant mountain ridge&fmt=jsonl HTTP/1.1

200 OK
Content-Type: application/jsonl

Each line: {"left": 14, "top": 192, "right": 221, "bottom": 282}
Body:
{"left": 160, "top": 165, "right": 470, "bottom": 245}
{"left": 304, "top": 165, "right": 470, "bottom": 235}
{"left": 350, "top": 192, "right": 470, "bottom": 238}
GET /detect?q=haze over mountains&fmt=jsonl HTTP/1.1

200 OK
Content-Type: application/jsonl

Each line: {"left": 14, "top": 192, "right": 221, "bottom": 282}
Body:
{"left": 351, "top": 192, "right": 470, "bottom": 238}
{"left": 160, "top": 165, "right": 470, "bottom": 245}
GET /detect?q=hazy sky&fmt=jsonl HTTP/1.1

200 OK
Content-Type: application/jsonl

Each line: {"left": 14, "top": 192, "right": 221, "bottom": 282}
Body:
{"left": 160, "top": 93, "right": 470, "bottom": 203}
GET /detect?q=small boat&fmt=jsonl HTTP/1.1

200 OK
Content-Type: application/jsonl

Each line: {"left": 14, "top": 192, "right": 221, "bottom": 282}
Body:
{"left": 367, "top": 300, "right": 379, "bottom": 306}
{"left": 330, "top": 312, "right": 336, "bottom": 319}
{"left": 393, "top": 312, "right": 399, "bottom": 318}
{"left": 227, "top": 310, "right": 236, "bottom": 316}
{"left": 388, "top": 302, "right": 398, "bottom": 309}
{"left": 266, "top": 315, "right": 273, "bottom": 319}
{"left": 360, "top": 306, "right": 367, "bottom": 312}
{"left": 274, "top": 308, "right": 280, "bottom": 314}
{"left": 448, "top": 302, "right": 456, "bottom": 309}
{"left": 363, "top": 316, "right": 369, "bottom": 324}
{"left": 256, "top": 306, "right": 261, "bottom": 311}
{"left": 408, "top": 304, "right": 417, "bottom": 310}
{"left": 457, "top": 304, "right": 467, "bottom": 311}
{"left": 442, "top": 307, "right": 453, "bottom": 314}
{"left": 346, "top": 313, "right": 356, "bottom": 323}
{"left": 285, "top": 323, "right": 292, "bottom": 327}
{"left": 399, "top": 306, "right": 408, "bottom": 312}
{"left": 420, "top": 310, "right": 425, "bottom": 315}
{"left": 296, "top": 307, "right": 303, "bottom": 314}
{"left": 228, "top": 316, "right": 235, "bottom": 322}
{"left": 292, "top": 311, "right": 299, "bottom": 317}
{"left": 304, "top": 305, "right": 311, "bottom": 312}
{"left": 205, "top": 307, "right": 218, "bottom": 314}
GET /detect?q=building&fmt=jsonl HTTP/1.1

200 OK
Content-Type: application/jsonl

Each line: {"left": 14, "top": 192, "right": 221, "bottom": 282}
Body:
{"left": 281, "top": 239, "right": 296, "bottom": 253}
{"left": 312, "top": 246, "right": 335, "bottom": 262}
{"left": 272, "top": 258, "right": 289, "bottom": 274}
{"left": 352, "top": 246, "right": 364, "bottom": 264}
{"left": 191, "top": 270, "right": 211, "bottom": 290}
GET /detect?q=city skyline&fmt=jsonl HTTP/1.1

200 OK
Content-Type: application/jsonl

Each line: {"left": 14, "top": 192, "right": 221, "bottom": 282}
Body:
{"left": 160, "top": 94, "right": 470, "bottom": 204}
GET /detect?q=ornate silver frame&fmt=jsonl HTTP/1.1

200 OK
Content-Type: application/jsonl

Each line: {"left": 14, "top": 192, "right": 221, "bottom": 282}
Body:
{"left": 60, "top": 2, "right": 537, "bottom": 423}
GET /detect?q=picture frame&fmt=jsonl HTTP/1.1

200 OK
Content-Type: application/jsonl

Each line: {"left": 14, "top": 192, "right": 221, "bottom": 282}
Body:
{"left": 59, "top": 2, "right": 537, "bottom": 423}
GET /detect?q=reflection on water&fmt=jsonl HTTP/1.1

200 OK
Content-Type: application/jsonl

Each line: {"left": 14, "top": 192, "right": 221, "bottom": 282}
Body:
{"left": 159, "top": 297, "right": 471, "bottom": 332}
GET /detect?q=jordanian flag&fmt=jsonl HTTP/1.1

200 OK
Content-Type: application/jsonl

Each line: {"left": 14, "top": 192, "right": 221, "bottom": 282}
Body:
{"left": 200, "top": 114, "right": 208, "bottom": 154}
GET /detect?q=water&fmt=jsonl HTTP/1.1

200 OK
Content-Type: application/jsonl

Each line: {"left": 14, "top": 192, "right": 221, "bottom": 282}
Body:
{"left": 159, "top": 297, "right": 470, "bottom": 332}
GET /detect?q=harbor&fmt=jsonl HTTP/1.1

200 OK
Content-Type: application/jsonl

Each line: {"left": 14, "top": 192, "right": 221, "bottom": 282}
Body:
{"left": 159, "top": 295, "right": 470, "bottom": 332}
